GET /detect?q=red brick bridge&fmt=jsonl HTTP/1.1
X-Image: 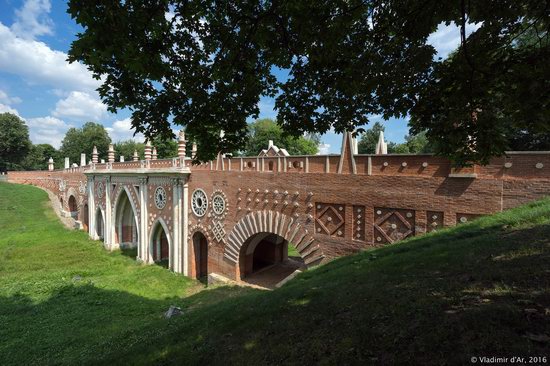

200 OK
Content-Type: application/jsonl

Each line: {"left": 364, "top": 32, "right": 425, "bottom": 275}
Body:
{"left": 7, "top": 133, "right": 550, "bottom": 285}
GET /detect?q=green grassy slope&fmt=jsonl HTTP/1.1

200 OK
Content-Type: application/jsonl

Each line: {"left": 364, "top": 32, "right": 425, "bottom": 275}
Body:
{"left": 1, "top": 182, "right": 549, "bottom": 365}
{"left": 0, "top": 183, "right": 251, "bottom": 365}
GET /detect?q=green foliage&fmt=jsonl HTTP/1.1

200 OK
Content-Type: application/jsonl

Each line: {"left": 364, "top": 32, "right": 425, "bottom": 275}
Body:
{"left": 152, "top": 135, "right": 178, "bottom": 159}
{"left": 357, "top": 122, "right": 385, "bottom": 154}
{"left": 244, "top": 119, "right": 318, "bottom": 156}
{"left": 60, "top": 122, "right": 111, "bottom": 165}
{"left": 114, "top": 140, "right": 145, "bottom": 160}
{"left": 67, "top": 1, "right": 549, "bottom": 164}
{"left": 358, "top": 123, "right": 431, "bottom": 154}
{"left": 0, "top": 113, "right": 31, "bottom": 170}
{"left": 20, "top": 144, "right": 59, "bottom": 171}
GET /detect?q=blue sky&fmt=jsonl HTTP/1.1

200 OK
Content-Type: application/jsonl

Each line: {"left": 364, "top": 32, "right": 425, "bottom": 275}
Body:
{"left": 0, "top": 0, "right": 468, "bottom": 153}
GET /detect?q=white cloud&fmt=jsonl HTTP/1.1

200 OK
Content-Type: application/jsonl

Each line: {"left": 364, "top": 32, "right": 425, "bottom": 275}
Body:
{"left": 0, "top": 22, "right": 100, "bottom": 92}
{"left": 105, "top": 118, "right": 145, "bottom": 143}
{"left": 26, "top": 116, "right": 69, "bottom": 148}
{"left": 11, "top": 0, "right": 53, "bottom": 40}
{"left": 0, "top": 89, "right": 22, "bottom": 105}
{"left": 52, "top": 91, "right": 107, "bottom": 121}
{"left": 428, "top": 22, "right": 482, "bottom": 59}
{"left": 0, "top": 103, "right": 20, "bottom": 116}
{"left": 317, "top": 143, "right": 331, "bottom": 155}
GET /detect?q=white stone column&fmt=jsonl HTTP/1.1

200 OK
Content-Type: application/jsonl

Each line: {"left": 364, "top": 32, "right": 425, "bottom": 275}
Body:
{"left": 171, "top": 178, "right": 183, "bottom": 273}
{"left": 88, "top": 176, "right": 96, "bottom": 240}
{"left": 138, "top": 177, "right": 149, "bottom": 263}
{"left": 182, "top": 178, "right": 189, "bottom": 276}
{"left": 104, "top": 176, "right": 113, "bottom": 249}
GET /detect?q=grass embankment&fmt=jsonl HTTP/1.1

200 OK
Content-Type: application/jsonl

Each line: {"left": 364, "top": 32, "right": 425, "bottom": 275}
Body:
{"left": 1, "top": 182, "right": 549, "bottom": 365}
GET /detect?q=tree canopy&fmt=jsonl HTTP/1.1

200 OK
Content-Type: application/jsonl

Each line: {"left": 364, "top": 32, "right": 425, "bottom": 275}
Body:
{"left": 20, "top": 144, "right": 59, "bottom": 171}
{"left": 0, "top": 113, "right": 31, "bottom": 170}
{"left": 68, "top": 1, "right": 550, "bottom": 164}
{"left": 114, "top": 140, "right": 145, "bottom": 161}
{"left": 358, "top": 122, "right": 431, "bottom": 154}
{"left": 242, "top": 119, "right": 318, "bottom": 156}
{"left": 60, "top": 122, "right": 111, "bottom": 165}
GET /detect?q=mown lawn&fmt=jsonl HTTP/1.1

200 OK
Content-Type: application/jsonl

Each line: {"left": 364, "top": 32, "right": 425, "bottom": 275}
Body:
{"left": 1, "top": 182, "right": 549, "bottom": 365}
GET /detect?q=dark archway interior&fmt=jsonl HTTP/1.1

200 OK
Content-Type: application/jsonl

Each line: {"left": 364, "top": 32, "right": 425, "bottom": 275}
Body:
{"left": 193, "top": 232, "right": 208, "bottom": 280}
{"left": 239, "top": 233, "right": 306, "bottom": 288}
{"left": 115, "top": 190, "right": 138, "bottom": 252}
{"left": 240, "top": 233, "right": 288, "bottom": 279}
{"left": 95, "top": 209, "right": 104, "bottom": 241}
{"left": 151, "top": 223, "right": 169, "bottom": 268}
{"left": 82, "top": 204, "right": 89, "bottom": 232}
{"left": 68, "top": 195, "right": 78, "bottom": 219}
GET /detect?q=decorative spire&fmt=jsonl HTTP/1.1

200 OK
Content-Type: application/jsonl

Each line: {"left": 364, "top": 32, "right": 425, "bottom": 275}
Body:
{"left": 133, "top": 150, "right": 139, "bottom": 161}
{"left": 191, "top": 142, "right": 197, "bottom": 159}
{"left": 178, "top": 130, "right": 186, "bottom": 158}
{"left": 80, "top": 153, "right": 86, "bottom": 167}
{"left": 152, "top": 147, "right": 158, "bottom": 160}
{"left": 48, "top": 157, "right": 54, "bottom": 171}
{"left": 108, "top": 144, "right": 115, "bottom": 163}
{"left": 92, "top": 146, "right": 98, "bottom": 164}
{"left": 375, "top": 131, "right": 388, "bottom": 155}
{"left": 144, "top": 140, "right": 152, "bottom": 160}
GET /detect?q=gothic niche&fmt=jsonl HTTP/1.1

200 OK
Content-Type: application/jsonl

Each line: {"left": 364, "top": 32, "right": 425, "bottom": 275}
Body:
{"left": 315, "top": 203, "right": 345, "bottom": 238}
{"left": 374, "top": 208, "right": 415, "bottom": 244}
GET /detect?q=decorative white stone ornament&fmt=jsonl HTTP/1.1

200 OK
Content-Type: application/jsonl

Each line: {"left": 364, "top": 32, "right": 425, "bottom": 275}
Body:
{"left": 191, "top": 189, "right": 208, "bottom": 217}
{"left": 422, "top": 162, "right": 429, "bottom": 168}
{"left": 504, "top": 162, "right": 513, "bottom": 169}
{"left": 535, "top": 163, "right": 544, "bottom": 169}
{"left": 376, "top": 210, "right": 382, "bottom": 215}
{"left": 401, "top": 162, "right": 407, "bottom": 167}
{"left": 391, "top": 223, "right": 397, "bottom": 229}
{"left": 460, "top": 216, "right": 467, "bottom": 223}
{"left": 97, "top": 182, "right": 104, "bottom": 198}
{"left": 406, "top": 212, "right": 412, "bottom": 218}
{"left": 212, "top": 194, "right": 226, "bottom": 216}
{"left": 154, "top": 186, "right": 167, "bottom": 209}
{"left": 383, "top": 162, "right": 389, "bottom": 167}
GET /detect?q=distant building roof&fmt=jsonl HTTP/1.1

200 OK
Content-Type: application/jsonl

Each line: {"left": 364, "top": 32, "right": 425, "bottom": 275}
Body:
{"left": 258, "top": 140, "right": 290, "bottom": 157}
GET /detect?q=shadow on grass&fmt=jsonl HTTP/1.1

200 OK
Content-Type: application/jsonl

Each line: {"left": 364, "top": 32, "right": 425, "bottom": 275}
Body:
{"left": 1, "top": 219, "right": 549, "bottom": 366}
{"left": 0, "top": 282, "right": 257, "bottom": 366}
{"left": 120, "top": 246, "right": 137, "bottom": 259}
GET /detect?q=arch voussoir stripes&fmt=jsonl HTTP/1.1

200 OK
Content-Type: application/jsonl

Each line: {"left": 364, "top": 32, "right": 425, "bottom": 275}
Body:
{"left": 224, "top": 210, "right": 324, "bottom": 267}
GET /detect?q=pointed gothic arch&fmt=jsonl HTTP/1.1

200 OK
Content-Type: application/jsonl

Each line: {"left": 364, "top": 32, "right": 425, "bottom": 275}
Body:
{"left": 113, "top": 186, "right": 139, "bottom": 249}
{"left": 95, "top": 206, "right": 105, "bottom": 241}
{"left": 148, "top": 218, "right": 172, "bottom": 268}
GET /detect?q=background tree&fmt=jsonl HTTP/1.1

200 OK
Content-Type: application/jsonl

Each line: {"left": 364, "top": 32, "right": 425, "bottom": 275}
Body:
{"left": 20, "top": 144, "right": 59, "bottom": 170}
{"left": 358, "top": 122, "right": 432, "bottom": 154}
{"left": 0, "top": 112, "right": 31, "bottom": 170}
{"left": 68, "top": 1, "right": 549, "bottom": 164}
{"left": 60, "top": 122, "right": 111, "bottom": 165}
{"left": 243, "top": 119, "right": 318, "bottom": 156}
{"left": 357, "top": 122, "right": 386, "bottom": 154}
{"left": 114, "top": 140, "right": 145, "bottom": 160}
{"left": 151, "top": 136, "right": 178, "bottom": 159}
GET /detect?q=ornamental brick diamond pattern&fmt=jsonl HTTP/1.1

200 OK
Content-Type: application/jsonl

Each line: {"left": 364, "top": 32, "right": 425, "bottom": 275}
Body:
{"left": 374, "top": 208, "right": 415, "bottom": 244}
